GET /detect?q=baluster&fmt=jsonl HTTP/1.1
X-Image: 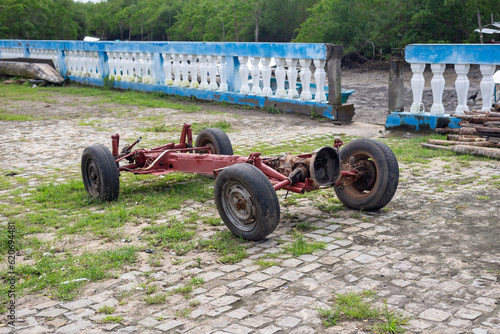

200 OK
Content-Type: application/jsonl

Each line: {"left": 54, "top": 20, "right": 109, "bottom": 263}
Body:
{"left": 180, "top": 54, "right": 190, "bottom": 87}
{"left": 480, "top": 65, "right": 496, "bottom": 112}
{"left": 261, "top": 57, "right": 272, "bottom": 96}
{"left": 189, "top": 55, "right": 199, "bottom": 88}
{"left": 238, "top": 56, "right": 250, "bottom": 94}
{"left": 454, "top": 64, "right": 470, "bottom": 115}
{"left": 410, "top": 63, "right": 426, "bottom": 113}
{"left": 172, "top": 54, "right": 182, "bottom": 86}
{"left": 89, "top": 52, "right": 96, "bottom": 78}
{"left": 299, "top": 59, "right": 312, "bottom": 100}
{"left": 250, "top": 57, "right": 262, "bottom": 95}
{"left": 163, "top": 53, "right": 173, "bottom": 85}
{"left": 218, "top": 56, "right": 228, "bottom": 92}
{"left": 52, "top": 50, "right": 59, "bottom": 71}
{"left": 143, "top": 53, "right": 152, "bottom": 84}
{"left": 84, "top": 52, "right": 91, "bottom": 77}
{"left": 126, "top": 53, "right": 135, "bottom": 81}
{"left": 275, "top": 58, "right": 287, "bottom": 98}
{"left": 286, "top": 58, "right": 299, "bottom": 99}
{"left": 113, "top": 52, "right": 121, "bottom": 81}
{"left": 78, "top": 51, "right": 85, "bottom": 77}
{"left": 108, "top": 52, "right": 116, "bottom": 80}
{"left": 313, "top": 59, "right": 327, "bottom": 102}
{"left": 208, "top": 55, "right": 218, "bottom": 90}
{"left": 199, "top": 55, "right": 209, "bottom": 89}
{"left": 430, "top": 63, "right": 445, "bottom": 115}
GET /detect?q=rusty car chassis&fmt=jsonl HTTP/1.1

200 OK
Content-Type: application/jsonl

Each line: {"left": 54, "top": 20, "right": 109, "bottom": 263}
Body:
{"left": 81, "top": 124, "right": 399, "bottom": 240}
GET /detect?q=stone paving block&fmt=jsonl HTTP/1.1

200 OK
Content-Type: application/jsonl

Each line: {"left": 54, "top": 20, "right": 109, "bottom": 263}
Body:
{"left": 241, "top": 265, "right": 260, "bottom": 273}
{"left": 207, "top": 286, "right": 229, "bottom": 298}
{"left": 89, "top": 298, "right": 119, "bottom": 311}
{"left": 416, "top": 277, "right": 440, "bottom": 288}
{"left": 257, "top": 278, "right": 286, "bottom": 289}
{"left": 318, "top": 256, "right": 340, "bottom": 265}
{"left": 437, "top": 280, "right": 463, "bottom": 293}
{"left": 324, "top": 224, "right": 341, "bottom": 231}
{"left": 455, "top": 307, "right": 483, "bottom": 320}
{"left": 138, "top": 316, "right": 161, "bottom": 327}
{"left": 467, "top": 303, "right": 495, "bottom": 313}
{"left": 449, "top": 318, "right": 473, "bottom": 328}
{"left": 344, "top": 274, "right": 359, "bottom": 283}
{"left": 262, "top": 266, "right": 284, "bottom": 275}
{"left": 247, "top": 272, "right": 271, "bottom": 282}
{"left": 225, "top": 324, "right": 252, "bottom": 334}
{"left": 280, "top": 270, "right": 305, "bottom": 281}
{"left": 297, "top": 263, "right": 322, "bottom": 273}
{"left": 228, "top": 279, "right": 253, "bottom": 289}
{"left": 354, "top": 254, "right": 376, "bottom": 264}
{"left": 222, "top": 271, "right": 247, "bottom": 281}
{"left": 419, "top": 308, "right": 452, "bottom": 322}
{"left": 210, "top": 296, "right": 240, "bottom": 307}
{"left": 36, "top": 307, "right": 67, "bottom": 318}
{"left": 391, "top": 279, "right": 412, "bottom": 288}
{"left": 281, "top": 258, "right": 303, "bottom": 268}
{"left": 194, "top": 294, "right": 215, "bottom": 304}
{"left": 472, "top": 329, "right": 488, "bottom": 334}
{"left": 219, "top": 265, "right": 241, "bottom": 273}
{"left": 119, "top": 270, "right": 143, "bottom": 281}
{"left": 386, "top": 295, "right": 409, "bottom": 306}
{"left": 191, "top": 287, "right": 207, "bottom": 295}
{"left": 190, "top": 306, "right": 212, "bottom": 319}
{"left": 155, "top": 320, "right": 185, "bottom": 331}
{"left": 241, "top": 315, "right": 273, "bottom": 328}
{"left": 226, "top": 308, "right": 251, "bottom": 320}
{"left": 64, "top": 308, "right": 95, "bottom": 321}
{"left": 55, "top": 320, "right": 92, "bottom": 334}
{"left": 236, "top": 287, "right": 265, "bottom": 297}
{"left": 199, "top": 271, "right": 225, "bottom": 281}
{"left": 324, "top": 244, "right": 340, "bottom": 251}
{"left": 358, "top": 222, "right": 375, "bottom": 229}
{"left": 17, "top": 308, "right": 37, "bottom": 317}
{"left": 100, "top": 323, "right": 121, "bottom": 331}
{"left": 334, "top": 239, "right": 353, "bottom": 247}
{"left": 34, "top": 300, "right": 60, "bottom": 310}
{"left": 343, "top": 226, "right": 362, "bottom": 233}
{"left": 330, "top": 249, "right": 349, "bottom": 257}
{"left": 17, "top": 325, "right": 49, "bottom": 334}
{"left": 475, "top": 297, "right": 497, "bottom": 306}
{"left": 257, "top": 324, "right": 281, "bottom": 334}
{"left": 356, "top": 277, "right": 382, "bottom": 290}
{"left": 264, "top": 247, "right": 281, "bottom": 254}
{"left": 207, "top": 305, "right": 233, "bottom": 317}
{"left": 298, "top": 254, "right": 318, "bottom": 262}
{"left": 289, "top": 325, "right": 316, "bottom": 334}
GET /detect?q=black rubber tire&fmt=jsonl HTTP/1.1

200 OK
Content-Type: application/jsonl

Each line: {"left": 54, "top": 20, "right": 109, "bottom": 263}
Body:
{"left": 214, "top": 163, "right": 280, "bottom": 241}
{"left": 195, "top": 128, "right": 233, "bottom": 155}
{"left": 334, "top": 139, "right": 399, "bottom": 211}
{"left": 81, "top": 144, "right": 120, "bottom": 201}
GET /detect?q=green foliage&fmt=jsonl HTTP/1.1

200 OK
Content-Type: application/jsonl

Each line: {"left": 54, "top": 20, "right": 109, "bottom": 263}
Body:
{"left": 283, "top": 229, "right": 325, "bottom": 257}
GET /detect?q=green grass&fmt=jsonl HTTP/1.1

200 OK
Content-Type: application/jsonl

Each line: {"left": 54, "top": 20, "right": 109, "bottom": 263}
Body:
{"left": 144, "top": 292, "right": 168, "bottom": 304}
{"left": 198, "top": 231, "right": 248, "bottom": 263}
{"left": 100, "top": 315, "right": 123, "bottom": 323}
{"left": 283, "top": 230, "right": 325, "bottom": 257}
{"left": 98, "top": 305, "right": 116, "bottom": 314}
{"left": 0, "top": 109, "right": 36, "bottom": 121}
{"left": 317, "top": 291, "right": 409, "bottom": 333}
{"left": 254, "top": 259, "right": 278, "bottom": 269}
{"left": 0, "top": 246, "right": 136, "bottom": 302}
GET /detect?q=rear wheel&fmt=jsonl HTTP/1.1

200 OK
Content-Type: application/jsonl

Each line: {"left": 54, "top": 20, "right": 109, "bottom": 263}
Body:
{"left": 195, "top": 128, "right": 233, "bottom": 155}
{"left": 81, "top": 144, "right": 120, "bottom": 201}
{"left": 215, "top": 163, "right": 280, "bottom": 241}
{"left": 334, "top": 139, "right": 398, "bottom": 210}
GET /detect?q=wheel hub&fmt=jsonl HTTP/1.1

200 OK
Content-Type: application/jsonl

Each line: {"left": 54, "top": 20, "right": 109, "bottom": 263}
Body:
{"left": 223, "top": 182, "right": 256, "bottom": 231}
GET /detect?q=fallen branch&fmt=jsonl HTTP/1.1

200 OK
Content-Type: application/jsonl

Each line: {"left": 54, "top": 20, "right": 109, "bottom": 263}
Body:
{"left": 447, "top": 135, "right": 485, "bottom": 142}
{"left": 427, "top": 139, "right": 499, "bottom": 148}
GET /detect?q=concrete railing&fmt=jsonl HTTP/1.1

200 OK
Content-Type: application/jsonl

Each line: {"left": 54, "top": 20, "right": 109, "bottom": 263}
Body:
{"left": 0, "top": 40, "right": 355, "bottom": 122}
{"left": 386, "top": 44, "right": 499, "bottom": 131}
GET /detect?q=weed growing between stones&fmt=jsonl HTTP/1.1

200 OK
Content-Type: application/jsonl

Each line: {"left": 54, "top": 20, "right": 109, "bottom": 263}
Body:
{"left": 318, "top": 291, "right": 409, "bottom": 333}
{"left": 283, "top": 229, "right": 326, "bottom": 257}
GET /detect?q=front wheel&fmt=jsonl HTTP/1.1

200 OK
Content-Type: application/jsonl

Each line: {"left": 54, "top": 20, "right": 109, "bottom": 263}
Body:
{"left": 81, "top": 144, "right": 120, "bottom": 201}
{"left": 214, "top": 163, "right": 280, "bottom": 241}
{"left": 195, "top": 128, "right": 233, "bottom": 155}
{"left": 334, "top": 139, "right": 399, "bottom": 210}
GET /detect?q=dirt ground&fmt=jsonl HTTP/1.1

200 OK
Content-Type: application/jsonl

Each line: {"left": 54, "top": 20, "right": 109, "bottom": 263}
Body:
{"left": 1, "top": 68, "right": 499, "bottom": 334}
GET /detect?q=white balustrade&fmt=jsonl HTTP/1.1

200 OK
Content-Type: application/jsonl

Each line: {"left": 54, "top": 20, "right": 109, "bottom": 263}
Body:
{"left": 180, "top": 54, "right": 189, "bottom": 87}
{"left": 261, "top": 57, "right": 272, "bottom": 96}
{"left": 238, "top": 56, "right": 250, "bottom": 94}
{"left": 189, "top": 55, "right": 199, "bottom": 88}
{"left": 286, "top": 58, "right": 299, "bottom": 99}
{"left": 250, "top": 57, "right": 262, "bottom": 95}
{"left": 274, "top": 58, "right": 287, "bottom": 98}
{"left": 199, "top": 55, "right": 209, "bottom": 89}
{"left": 480, "top": 65, "right": 496, "bottom": 111}
{"left": 207, "top": 55, "right": 218, "bottom": 90}
{"left": 172, "top": 54, "right": 182, "bottom": 86}
{"left": 430, "top": 63, "right": 445, "bottom": 115}
{"left": 313, "top": 59, "right": 327, "bottom": 102}
{"left": 299, "top": 59, "right": 312, "bottom": 100}
{"left": 218, "top": 56, "right": 228, "bottom": 92}
{"left": 455, "top": 64, "right": 470, "bottom": 115}
{"left": 163, "top": 53, "right": 173, "bottom": 85}
{"left": 410, "top": 63, "right": 426, "bottom": 113}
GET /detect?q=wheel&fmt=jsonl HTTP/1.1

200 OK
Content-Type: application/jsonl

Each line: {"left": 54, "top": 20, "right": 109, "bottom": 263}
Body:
{"left": 214, "top": 163, "right": 280, "bottom": 241}
{"left": 195, "top": 128, "right": 233, "bottom": 155}
{"left": 334, "top": 139, "right": 399, "bottom": 210}
{"left": 81, "top": 144, "right": 120, "bottom": 201}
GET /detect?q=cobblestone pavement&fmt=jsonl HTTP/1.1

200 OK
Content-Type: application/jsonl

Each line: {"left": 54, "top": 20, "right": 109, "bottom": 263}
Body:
{"left": 1, "top": 94, "right": 499, "bottom": 334}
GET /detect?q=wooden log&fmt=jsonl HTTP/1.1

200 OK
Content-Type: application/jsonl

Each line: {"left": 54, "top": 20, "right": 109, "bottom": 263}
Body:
{"left": 436, "top": 127, "right": 476, "bottom": 135}
{"left": 469, "top": 117, "right": 500, "bottom": 124}
{"left": 422, "top": 143, "right": 500, "bottom": 159}
{"left": 487, "top": 111, "right": 500, "bottom": 117}
{"left": 475, "top": 127, "right": 500, "bottom": 134}
{"left": 427, "top": 139, "right": 499, "bottom": 147}
{"left": 484, "top": 121, "right": 500, "bottom": 127}
{"left": 447, "top": 134, "right": 485, "bottom": 141}
{"left": 0, "top": 61, "right": 64, "bottom": 84}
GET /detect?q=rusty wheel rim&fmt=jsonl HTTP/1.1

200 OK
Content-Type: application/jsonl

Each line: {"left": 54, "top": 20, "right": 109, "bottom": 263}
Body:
{"left": 221, "top": 181, "right": 257, "bottom": 232}
{"left": 345, "top": 153, "right": 378, "bottom": 199}
{"left": 86, "top": 160, "right": 101, "bottom": 197}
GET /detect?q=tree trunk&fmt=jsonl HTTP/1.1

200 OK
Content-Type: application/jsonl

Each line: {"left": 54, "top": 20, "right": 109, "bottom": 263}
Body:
{"left": 128, "top": 25, "right": 132, "bottom": 41}
{"left": 119, "top": 24, "right": 124, "bottom": 40}
{"left": 233, "top": 6, "right": 239, "bottom": 42}
{"left": 255, "top": 12, "right": 259, "bottom": 42}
